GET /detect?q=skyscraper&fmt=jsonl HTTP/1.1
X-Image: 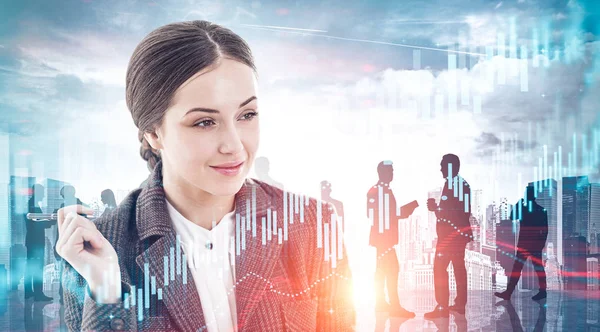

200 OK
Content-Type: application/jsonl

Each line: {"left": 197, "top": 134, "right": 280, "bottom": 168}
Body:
{"left": 0, "top": 133, "right": 10, "bottom": 278}
{"left": 465, "top": 249, "right": 493, "bottom": 290}
{"left": 545, "top": 242, "right": 562, "bottom": 290}
{"left": 467, "top": 214, "right": 481, "bottom": 252}
{"left": 485, "top": 203, "right": 497, "bottom": 247}
{"left": 587, "top": 257, "right": 599, "bottom": 291}
{"left": 472, "top": 189, "right": 484, "bottom": 225}
{"left": 563, "top": 235, "right": 588, "bottom": 290}
{"left": 562, "top": 176, "right": 590, "bottom": 240}
{"left": 588, "top": 184, "right": 600, "bottom": 254}
{"left": 498, "top": 197, "right": 511, "bottom": 221}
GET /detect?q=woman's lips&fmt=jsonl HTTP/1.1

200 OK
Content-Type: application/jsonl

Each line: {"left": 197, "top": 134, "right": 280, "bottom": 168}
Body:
{"left": 210, "top": 162, "right": 244, "bottom": 176}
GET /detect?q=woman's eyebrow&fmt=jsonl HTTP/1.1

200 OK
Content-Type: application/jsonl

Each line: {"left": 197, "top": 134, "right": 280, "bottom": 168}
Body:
{"left": 184, "top": 96, "right": 257, "bottom": 116}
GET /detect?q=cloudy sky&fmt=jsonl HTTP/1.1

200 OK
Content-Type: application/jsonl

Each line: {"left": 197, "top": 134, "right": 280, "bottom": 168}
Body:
{"left": 1, "top": 0, "right": 599, "bottom": 216}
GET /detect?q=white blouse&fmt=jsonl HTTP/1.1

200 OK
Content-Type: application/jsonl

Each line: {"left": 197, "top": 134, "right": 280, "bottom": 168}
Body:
{"left": 166, "top": 200, "right": 237, "bottom": 332}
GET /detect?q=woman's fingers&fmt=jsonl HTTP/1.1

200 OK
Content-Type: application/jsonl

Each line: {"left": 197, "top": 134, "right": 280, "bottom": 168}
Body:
{"left": 65, "top": 204, "right": 95, "bottom": 216}
{"left": 61, "top": 226, "right": 104, "bottom": 261}
{"left": 56, "top": 213, "right": 77, "bottom": 256}
{"left": 63, "top": 212, "right": 96, "bottom": 234}
{"left": 54, "top": 207, "right": 119, "bottom": 292}
{"left": 57, "top": 205, "right": 94, "bottom": 230}
{"left": 57, "top": 215, "right": 102, "bottom": 259}
{"left": 58, "top": 212, "right": 75, "bottom": 237}
{"left": 59, "top": 209, "right": 96, "bottom": 239}
{"left": 67, "top": 227, "right": 102, "bottom": 251}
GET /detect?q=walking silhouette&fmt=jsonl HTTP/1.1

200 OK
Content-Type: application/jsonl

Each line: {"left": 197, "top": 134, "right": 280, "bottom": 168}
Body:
{"left": 495, "top": 184, "right": 548, "bottom": 301}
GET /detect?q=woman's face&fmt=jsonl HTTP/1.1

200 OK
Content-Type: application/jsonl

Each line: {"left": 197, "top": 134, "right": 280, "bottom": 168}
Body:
{"left": 147, "top": 58, "right": 259, "bottom": 197}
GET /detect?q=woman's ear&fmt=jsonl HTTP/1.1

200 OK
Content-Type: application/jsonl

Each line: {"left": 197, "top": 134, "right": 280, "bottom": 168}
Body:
{"left": 144, "top": 130, "right": 163, "bottom": 151}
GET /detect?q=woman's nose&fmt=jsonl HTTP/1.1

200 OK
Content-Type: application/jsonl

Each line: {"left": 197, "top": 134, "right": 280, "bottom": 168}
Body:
{"left": 218, "top": 127, "right": 244, "bottom": 154}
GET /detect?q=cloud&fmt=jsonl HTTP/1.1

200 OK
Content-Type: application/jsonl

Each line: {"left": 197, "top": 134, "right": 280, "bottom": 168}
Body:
{"left": 477, "top": 132, "right": 502, "bottom": 147}
{"left": 0, "top": 22, "right": 137, "bottom": 135}
{"left": 474, "top": 132, "right": 538, "bottom": 158}
{"left": 0, "top": 68, "right": 125, "bottom": 136}
{"left": 13, "top": 26, "right": 133, "bottom": 86}
{"left": 271, "top": 36, "right": 600, "bottom": 192}
{"left": 354, "top": 0, "right": 579, "bottom": 53}
{"left": 1, "top": 0, "right": 597, "bottom": 206}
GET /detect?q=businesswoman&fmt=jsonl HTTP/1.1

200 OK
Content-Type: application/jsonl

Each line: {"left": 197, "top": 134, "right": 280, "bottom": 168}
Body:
{"left": 56, "top": 20, "right": 355, "bottom": 331}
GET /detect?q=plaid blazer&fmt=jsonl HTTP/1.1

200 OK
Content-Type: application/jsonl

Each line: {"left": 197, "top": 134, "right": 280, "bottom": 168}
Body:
{"left": 62, "top": 161, "right": 356, "bottom": 331}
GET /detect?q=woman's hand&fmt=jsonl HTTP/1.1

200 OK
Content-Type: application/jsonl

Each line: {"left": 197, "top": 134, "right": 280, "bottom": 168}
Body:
{"left": 56, "top": 205, "right": 122, "bottom": 303}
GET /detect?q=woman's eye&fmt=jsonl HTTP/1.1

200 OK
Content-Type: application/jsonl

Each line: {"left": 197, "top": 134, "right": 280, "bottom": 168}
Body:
{"left": 195, "top": 119, "right": 216, "bottom": 128}
{"left": 242, "top": 111, "right": 258, "bottom": 121}
{"left": 194, "top": 112, "right": 257, "bottom": 128}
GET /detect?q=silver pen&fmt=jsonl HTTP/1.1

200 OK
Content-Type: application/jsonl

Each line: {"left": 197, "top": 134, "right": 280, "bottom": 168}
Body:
{"left": 26, "top": 213, "right": 99, "bottom": 222}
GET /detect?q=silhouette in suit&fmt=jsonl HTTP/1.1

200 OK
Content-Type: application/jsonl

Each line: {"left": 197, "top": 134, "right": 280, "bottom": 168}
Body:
{"left": 24, "top": 184, "right": 55, "bottom": 301}
{"left": 254, "top": 156, "right": 283, "bottom": 190}
{"left": 367, "top": 160, "right": 417, "bottom": 318}
{"left": 495, "top": 185, "right": 548, "bottom": 301}
{"left": 425, "top": 154, "right": 473, "bottom": 319}
{"left": 321, "top": 181, "right": 345, "bottom": 234}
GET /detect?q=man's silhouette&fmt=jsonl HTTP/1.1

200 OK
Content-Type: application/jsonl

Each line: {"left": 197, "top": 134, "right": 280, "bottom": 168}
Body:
{"left": 24, "top": 184, "right": 54, "bottom": 302}
{"left": 425, "top": 154, "right": 473, "bottom": 318}
{"left": 321, "top": 181, "right": 345, "bottom": 234}
{"left": 57, "top": 185, "right": 84, "bottom": 209}
{"left": 255, "top": 156, "right": 283, "bottom": 190}
{"left": 367, "top": 160, "right": 417, "bottom": 318}
{"left": 495, "top": 185, "right": 548, "bottom": 301}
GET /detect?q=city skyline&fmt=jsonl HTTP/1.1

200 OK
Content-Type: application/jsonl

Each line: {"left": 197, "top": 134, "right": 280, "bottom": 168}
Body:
{"left": 6, "top": 169, "right": 600, "bottom": 294}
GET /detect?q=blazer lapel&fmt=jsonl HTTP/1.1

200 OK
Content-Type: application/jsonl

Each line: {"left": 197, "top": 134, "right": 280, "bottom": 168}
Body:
{"left": 233, "top": 180, "right": 283, "bottom": 331}
{"left": 135, "top": 161, "right": 206, "bottom": 331}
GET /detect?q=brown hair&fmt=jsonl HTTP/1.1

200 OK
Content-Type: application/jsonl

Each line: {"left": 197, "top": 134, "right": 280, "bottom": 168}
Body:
{"left": 125, "top": 20, "right": 257, "bottom": 172}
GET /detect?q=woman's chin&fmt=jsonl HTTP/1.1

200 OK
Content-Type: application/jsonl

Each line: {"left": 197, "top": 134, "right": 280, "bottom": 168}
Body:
{"left": 207, "top": 179, "right": 246, "bottom": 196}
